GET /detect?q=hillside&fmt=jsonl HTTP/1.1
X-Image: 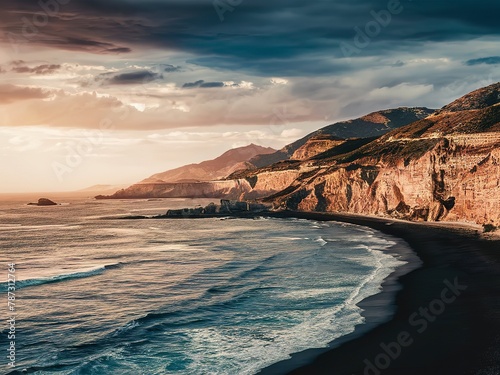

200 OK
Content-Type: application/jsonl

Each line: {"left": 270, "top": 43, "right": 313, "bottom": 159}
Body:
{"left": 97, "top": 83, "right": 500, "bottom": 228}
{"left": 97, "top": 144, "right": 275, "bottom": 199}
{"left": 144, "top": 143, "right": 275, "bottom": 183}
{"left": 437, "top": 82, "right": 500, "bottom": 113}
{"left": 241, "top": 84, "right": 500, "bottom": 226}
{"left": 249, "top": 107, "right": 435, "bottom": 168}
{"left": 223, "top": 83, "right": 500, "bottom": 227}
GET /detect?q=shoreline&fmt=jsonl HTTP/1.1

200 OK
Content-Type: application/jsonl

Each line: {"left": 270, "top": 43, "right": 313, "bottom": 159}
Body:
{"left": 258, "top": 218, "right": 422, "bottom": 375}
{"left": 258, "top": 211, "right": 500, "bottom": 375}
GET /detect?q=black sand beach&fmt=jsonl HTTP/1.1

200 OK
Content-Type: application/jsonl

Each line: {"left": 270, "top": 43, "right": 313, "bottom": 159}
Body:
{"left": 259, "top": 211, "right": 500, "bottom": 375}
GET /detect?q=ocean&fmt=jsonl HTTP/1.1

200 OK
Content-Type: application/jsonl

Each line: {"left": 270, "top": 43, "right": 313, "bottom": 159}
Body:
{"left": 0, "top": 197, "right": 410, "bottom": 375}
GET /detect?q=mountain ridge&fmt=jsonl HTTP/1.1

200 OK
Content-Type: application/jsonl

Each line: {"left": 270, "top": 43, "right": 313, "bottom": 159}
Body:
{"left": 143, "top": 143, "right": 276, "bottom": 183}
{"left": 98, "top": 143, "right": 276, "bottom": 199}
{"left": 249, "top": 107, "right": 435, "bottom": 168}
{"left": 234, "top": 83, "right": 500, "bottom": 227}
{"left": 98, "top": 83, "right": 500, "bottom": 228}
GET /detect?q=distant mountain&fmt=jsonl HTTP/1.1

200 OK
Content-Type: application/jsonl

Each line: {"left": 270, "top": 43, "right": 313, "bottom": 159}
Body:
{"left": 78, "top": 184, "right": 129, "bottom": 194}
{"left": 143, "top": 143, "right": 276, "bottom": 183}
{"left": 97, "top": 144, "right": 276, "bottom": 199}
{"left": 249, "top": 107, "right": 435, "bottom": 168}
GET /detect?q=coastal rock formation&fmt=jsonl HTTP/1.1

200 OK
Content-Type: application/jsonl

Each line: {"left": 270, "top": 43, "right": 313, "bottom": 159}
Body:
{"left": 101, "top": 108, "right": 433, "bottom": 200}
{"left": 28, "top": 198, "right": 58, "bottom": 206}
{"left": 235, "top": 83, "right": 500, "bottom": 227}
{"left": 162, "top": 200, "right": 269, "bottom": 218}
{"left": 97, "top": 144, "right": 275, "bottom": 199}
{"left": 99, "top": 83, "right": 500, "bottom": 228}
{"left": 265, "top": 133, "right": 500, "bottom": 227}
{"left": 98, "top": 180, "right": 253, "bottom": 200}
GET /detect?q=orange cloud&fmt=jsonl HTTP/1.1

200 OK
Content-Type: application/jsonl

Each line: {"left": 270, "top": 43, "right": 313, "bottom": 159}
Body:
{"left": 0, "top": 84, "right": 49, "bottom": 104}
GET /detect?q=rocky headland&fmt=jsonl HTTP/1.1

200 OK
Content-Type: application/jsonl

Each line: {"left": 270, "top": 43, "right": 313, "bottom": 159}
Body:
{"left": 100, "top": 83, "right": 500, "bottom": 230}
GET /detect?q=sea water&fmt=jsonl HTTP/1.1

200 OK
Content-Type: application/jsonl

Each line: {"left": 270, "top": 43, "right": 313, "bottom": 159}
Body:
{"left": 0, "top": 197, "right": 407, "bottom": 375}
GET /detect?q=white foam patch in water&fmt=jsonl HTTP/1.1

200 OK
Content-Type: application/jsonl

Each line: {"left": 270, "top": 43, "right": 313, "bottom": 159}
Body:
{"left": 0, "top": 265, "right": 110, "bottom": 292}
{"left": 315, "top": 237, "right": 328, "bottom": 246}
{"left": 0, "top": 224, "right": 81, "bottom": 231}
{"left": 280, "top": 286, "right": 351, "bottom": 300}
{"left": 184, "top": 308, "right": 364, "bottom": 375}
{"left": 273, "top": 236, "right": 308, "bottom": 242}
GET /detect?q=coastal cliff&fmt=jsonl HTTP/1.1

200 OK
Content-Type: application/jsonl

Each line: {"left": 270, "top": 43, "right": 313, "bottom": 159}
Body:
{"left": 100, "top": 83, "right": 500, "bottom": 228}
{"left": 97, "top": 144, "right": 274, "bottom": 199}
{"left": 258, "top": 132, "right": 500, "bottom": 227}
{"left": 235, "top": 83, "right": 500, "bottom": 227}
{"left": 100, "top": 108, "right": 430, "bottom": 200}
{"left": 100, "top": 180, "right": 253, "bottom": 199}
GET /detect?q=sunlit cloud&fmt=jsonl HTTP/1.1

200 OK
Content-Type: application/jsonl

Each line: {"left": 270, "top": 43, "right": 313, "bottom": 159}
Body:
{"left": 0, "top": 0, "right": 499, "bottom": 191}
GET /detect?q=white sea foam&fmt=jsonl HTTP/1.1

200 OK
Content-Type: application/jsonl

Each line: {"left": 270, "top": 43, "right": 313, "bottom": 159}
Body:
{"left": 0, "top": 198, "right": 413, "bottom": 375}
{"left": 112, "top": 320, "right": 140, "bottom": 337}
{"left": 315, "top": 237, "right": 328, "bottom": 246}
{"left": 0, "top": 266, "right": 109, "bottom": 292}
{"left": 281, "top": 286, "right": 351, "bottom": 300}
{"left": 180, "top": 242, "right": 406, "bottom": 375}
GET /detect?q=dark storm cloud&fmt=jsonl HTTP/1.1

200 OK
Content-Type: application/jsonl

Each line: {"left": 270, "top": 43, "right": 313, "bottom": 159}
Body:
{"left": 104, "top": 70, "right": 163, "bottom": 85}
{"left": 1, "top": 0, "right": 500, "bottom": 75}
{"left": 103, "top": 47, "right": 132, "bottom": 54}
{"left": 41, "top": 37, "right": 132, "bottom": 54}
{"left": 182, "top": 80, "right": 204, "bottom": 88}
{"left": 200, "top": 81, "right": 225, "bottom": 88}
{"left": 182, "top": 80, "right": 225, "bottom": 88}
{"left": 465, "top": 57, "right": 500, "bottom": 66}
{"left": 162, "top": 64, "right": 182, "bottom": 72}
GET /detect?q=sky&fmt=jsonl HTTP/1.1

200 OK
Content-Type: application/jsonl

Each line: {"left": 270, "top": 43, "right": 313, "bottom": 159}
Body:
{"left": 1, "top": 0, "right": 500, "bottom": 192}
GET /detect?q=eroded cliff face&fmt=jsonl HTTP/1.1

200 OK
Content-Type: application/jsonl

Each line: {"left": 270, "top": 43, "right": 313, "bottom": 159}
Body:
{"left": 102, "top": 169, "right": 303, "bottom": 200}
{"left": 243, "top": 170, "right": 303, "bottom": 199}
{"left": 263, "top": 133, "right": 500, "bottom": 227}
{"left": 235, "top": 84, "right": 500, "bottom": 227}
{"left": 100, "top": 83, "right": 500, "bottom": 229}
{"left": 291, "top": 136, "right": 345, "bottom": 160}
{"left": 105, "top": 180, "right": 253, "bottom": 200}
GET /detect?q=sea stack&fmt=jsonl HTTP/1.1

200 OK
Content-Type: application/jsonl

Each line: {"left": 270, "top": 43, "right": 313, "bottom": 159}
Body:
{"left": 28, "top": 198, "right": 58, "bottom": 206}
